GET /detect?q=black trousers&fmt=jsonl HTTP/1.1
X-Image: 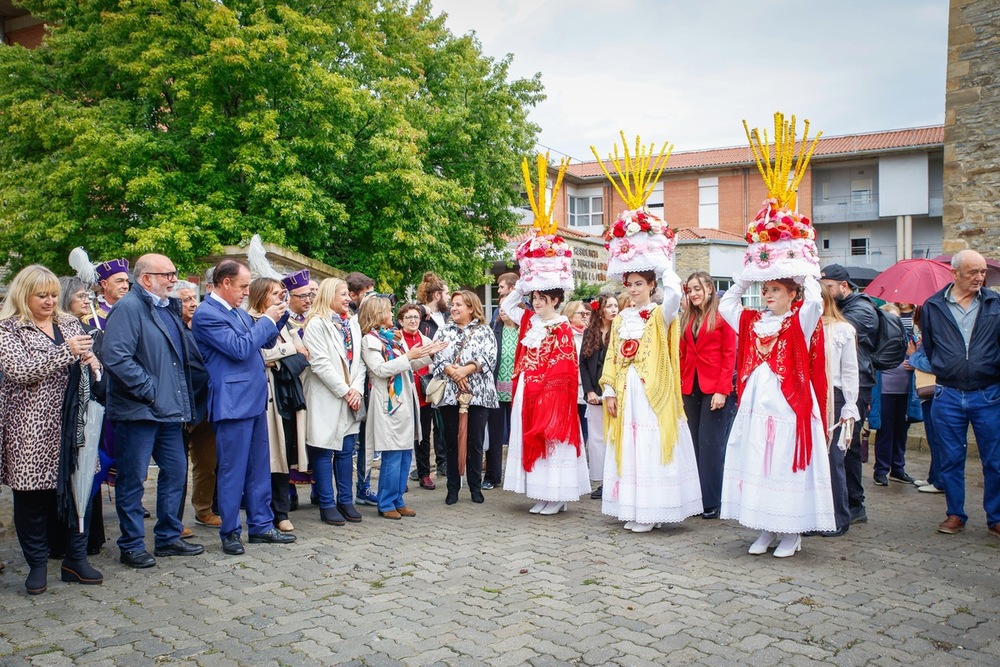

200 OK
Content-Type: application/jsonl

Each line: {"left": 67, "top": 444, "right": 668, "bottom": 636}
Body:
{"left": 873, "top": 393, "right": 911, "bottom": 477}
{"left": 844, "top": 386, "right": 872, "bottom": 512}
{"left": 439, "top": 405, "right": 489, "bottom": 495}
{"left": 271, "top": 472, "right": 291, "bottom": 523}
{"left": 48, "top": 491, "right": 104, "bottom": 556}
{"left": 16, "top": 489, "right": 91, "bottom": 567}
{"left": 828, "top": 388, "right": 851, "bottom": 531}
{"left": 682, "top": 385, "right": 736, "bottom": 512}
{"left": 485, "top": 402, "right": 512, "bottom": 485}
{"left": 415, "top": 405, "right": 447, "bottom": 477}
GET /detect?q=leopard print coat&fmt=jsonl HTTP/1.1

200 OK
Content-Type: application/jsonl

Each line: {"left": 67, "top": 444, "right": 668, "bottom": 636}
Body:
{"left": 0, "top": 315, "right": 83, "bottom": 490}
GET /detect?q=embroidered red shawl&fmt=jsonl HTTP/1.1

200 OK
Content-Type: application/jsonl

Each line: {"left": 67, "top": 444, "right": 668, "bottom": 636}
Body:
{"left": 512, "top": 309, "right": 582, "bottom": 472}
{"left": 735, "top": 303, "right": 828, "bottom": 472}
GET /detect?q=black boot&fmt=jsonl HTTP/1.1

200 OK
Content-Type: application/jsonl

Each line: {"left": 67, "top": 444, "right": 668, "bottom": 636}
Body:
{"left": 320, "top": 507, "right": 345, "bottom": 526}
{"left": 13, "top": 490, "right": 52, "bottom": 594}
{"left": 61, "top": 559, "right": 104, "bottom": 585}
{"left": 26, "top": 566, "right": 48, "bottom": 595}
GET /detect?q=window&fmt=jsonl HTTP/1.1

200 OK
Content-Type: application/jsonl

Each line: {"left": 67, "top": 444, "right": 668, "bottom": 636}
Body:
{"left": 850, "top": 238, "right": 869, "bottom": 256}
{"left": 699, "top": 177, "right": 719, "bottom": 229}
{"left": 851, "top": 178, "right": 872, "bottom": 211}
{"left": 568, "top": 195, "right": 603, "bottom": 228}
{"left": 741, "top": 282, "right": 763, "bottom": 310}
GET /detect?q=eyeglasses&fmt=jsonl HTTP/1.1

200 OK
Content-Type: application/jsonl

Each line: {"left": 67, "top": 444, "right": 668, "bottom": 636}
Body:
{"left": 401, "top": 314, "right": 421, "bottom": 321}
{"left": 290, "top": 292, "right": 316, "bottom": 300}
{"left": 146, "top": 271, "right": 178, "bottom": 280}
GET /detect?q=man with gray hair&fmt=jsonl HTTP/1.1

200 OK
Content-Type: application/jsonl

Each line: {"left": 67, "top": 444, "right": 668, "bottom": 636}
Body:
{"left": 104, "top": 254, "right": 204, "bottom": 568}
{"left": 921, "top": 249, "right": 1000, "bottom": 538}
{"left": 170, "top": 280, "right": 221, "bottom": 529}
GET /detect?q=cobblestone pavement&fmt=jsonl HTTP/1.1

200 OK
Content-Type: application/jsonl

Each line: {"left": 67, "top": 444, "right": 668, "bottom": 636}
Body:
{"left": 2, "top": 449, "right": 999, "bottom": 666}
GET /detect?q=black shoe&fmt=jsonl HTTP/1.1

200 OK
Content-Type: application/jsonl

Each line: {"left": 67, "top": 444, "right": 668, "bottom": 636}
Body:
{"left": 320, "top": 507, "right": 346, "bottom": 526}
{"left": 248, "top": 528, "right": 296, "bottom": 544}
{"left": 590, "top": 485, "right": 603, "bottom": 500}
{"left": 25, "top": 566, "right": 47, "bottom": 595}
{"left": 87, "top": 546, "right": 102, "bottom": 556}
{"left": 873, "top": 474, "right": 888, "bottom": 486}
{"left": 222, "top": 533, "right": 245, "bottom": 555}
{"left": 701, "top": 507, "right": 720, "bottom": 520}
{"left": 289, "top": 496, "right": 299, "bottom": 512}
{"left": 142, "top": 506, "right": 151, "bottom": 519}
{"left": 445, "top": 492, "right": 458, "bottom": 505}
{"left": 310, "top": 495, "right": 319, "bottom": 506}
{"left": 801, "top": 530, "right": 821, "bottom": 537}
{"left": 61, "top": 559, "right": 104, "bottom": 585}
{"left": 409, "top": 470, "right": 420, "bottom": 482}
{"left": 119, "top": 549, "right": 156, "bottom": 569}
{"left": 480, "top": 480, "right": 495, "bottom": 490}
{"left": 820, "top": 526, "right": 849, "bottom": 537}
{"left": 337, "top": 504, "right": 363, "bottom": 523}
{"left": 850, "top": 508, "right": 868, "bottom": 524}
{"left": 471, "top": 491, "right": 485, "bottom": 504}
{"left": 154, "top": 540, "right": 205, "bottom": 557}
{"left": 889, "top": 470, "right": 916, "bottom": 484}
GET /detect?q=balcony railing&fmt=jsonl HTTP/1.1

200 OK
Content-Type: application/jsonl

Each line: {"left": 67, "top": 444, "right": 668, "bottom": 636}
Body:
{"left": 818, "top": 243, "right": 943, "bottom": 273}
{"left": 812, "top": 193, "right": 880, "bottom": 224}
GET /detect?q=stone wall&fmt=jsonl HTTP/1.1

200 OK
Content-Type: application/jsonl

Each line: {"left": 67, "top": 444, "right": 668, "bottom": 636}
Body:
{"left": 674, "top": 243, "right": 710, "bottom": 283}
{"left": 943, "top": 0, "right": 1000, "bottom": 256}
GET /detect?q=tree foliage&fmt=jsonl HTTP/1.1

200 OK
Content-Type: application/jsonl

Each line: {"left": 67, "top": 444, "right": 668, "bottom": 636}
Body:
{"left": 0, "top": 0, "right": 543, "bottom": 292}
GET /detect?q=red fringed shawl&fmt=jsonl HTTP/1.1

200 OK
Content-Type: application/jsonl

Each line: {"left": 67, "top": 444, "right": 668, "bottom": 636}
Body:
{"left": 735, "top": 303, "right": 828, "bottom": 472}
{"left": 512, "top": 309, "right": 582, "bottom": 472}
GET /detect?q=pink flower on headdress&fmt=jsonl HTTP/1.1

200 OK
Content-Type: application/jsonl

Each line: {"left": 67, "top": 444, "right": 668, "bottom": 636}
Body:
{"left": 754, "top": 244, "right": 773, "bottom": 268}
{"left": 779, "top": 230, "right": 793, "bottom": 241}
{"left": 616, "top": 239, "right": 636, "bottom": 261}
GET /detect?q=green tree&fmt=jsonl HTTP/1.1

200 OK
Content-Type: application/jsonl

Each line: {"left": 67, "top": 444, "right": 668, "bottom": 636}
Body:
{"left": 0, "top": 0, "right": 543, "bottom": 292}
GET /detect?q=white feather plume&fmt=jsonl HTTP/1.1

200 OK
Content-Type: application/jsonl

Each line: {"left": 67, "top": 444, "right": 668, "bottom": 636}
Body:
{"left": 247, "top": 234, "right": 282, "bottom": 280}
{"left": 68, "top": 247, "right": 98, "bottom": 286}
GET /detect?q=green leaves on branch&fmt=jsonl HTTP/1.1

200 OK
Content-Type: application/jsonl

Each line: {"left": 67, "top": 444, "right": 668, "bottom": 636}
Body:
{"left": 0, "top": 0, "right": 543, "bottom": 292}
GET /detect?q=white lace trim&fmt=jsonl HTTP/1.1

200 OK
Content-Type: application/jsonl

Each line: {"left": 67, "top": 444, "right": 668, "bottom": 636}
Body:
{"left": 521, "top": 314, "right": 569, "bottom": 349}
{"left": 617, "top": 306, "right": 655, "bottom": 340}
{"left": 752, "top": 309, "right": 793, "bottom": 338}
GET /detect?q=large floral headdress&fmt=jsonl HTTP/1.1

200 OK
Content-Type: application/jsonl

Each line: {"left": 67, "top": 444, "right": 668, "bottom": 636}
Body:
{"left": 739, "top": 112, "right": 824, "bottom": 282}
{"left": 515, "top": 153, "right": 575, "bottom": 292}
{"left": 590, "top": 132, "right": 677, "bottom": 280}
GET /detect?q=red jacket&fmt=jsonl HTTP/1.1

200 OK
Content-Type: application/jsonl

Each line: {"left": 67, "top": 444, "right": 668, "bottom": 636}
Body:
{"left": 679, "top": 315, "right": 737, "bottom": 396}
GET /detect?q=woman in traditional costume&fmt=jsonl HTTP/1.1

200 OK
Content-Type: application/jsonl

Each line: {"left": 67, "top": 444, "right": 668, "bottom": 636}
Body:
{"left": 719, "top": 113, "right": 836, "bottom": 557}
{"left": 502, "top": 154, "right": 591, "bottom": 515}
{"left": 591, "top": 134, "right": 703, "bottom": 533}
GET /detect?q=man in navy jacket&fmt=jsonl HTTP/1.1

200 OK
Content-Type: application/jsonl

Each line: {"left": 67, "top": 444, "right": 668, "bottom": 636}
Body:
{"left": 104, "top": 253, "right": 203, "bottom": 568}
{"left": 921, "top": 249, "right": 1000, "bottom": 538}
{"left": 192, "top": 260, "right": 294, "bottom": 555}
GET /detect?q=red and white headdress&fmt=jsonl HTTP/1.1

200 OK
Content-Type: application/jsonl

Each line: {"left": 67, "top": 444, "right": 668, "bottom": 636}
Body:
{"left": 516, "top": 153, "right": 574, "bottom": 293}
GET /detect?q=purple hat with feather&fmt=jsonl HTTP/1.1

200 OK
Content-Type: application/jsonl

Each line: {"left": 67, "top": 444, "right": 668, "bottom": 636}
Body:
{"left": 96, "top": 258, "right": 130, "bottom": 282}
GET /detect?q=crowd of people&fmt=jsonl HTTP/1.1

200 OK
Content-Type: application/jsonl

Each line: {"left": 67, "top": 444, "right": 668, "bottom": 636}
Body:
{"left": 2, "top": 238, "right": 998, "bottom": 594}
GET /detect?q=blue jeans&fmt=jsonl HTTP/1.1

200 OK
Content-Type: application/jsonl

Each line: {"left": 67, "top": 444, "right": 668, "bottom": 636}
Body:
{"left": 335, "top": 434, "right": 358, "bottom": 506}
{"left": 308, "top": 445, "right": 336, "bottom": 510}
{"left": 874, "top": 393, "right": 910, "bottom": 476}
{"left": 377, "top": 450, "right": 413, "bottom": 512}
{"left": 355, "top": 431, "right": 371, "bottom": 492}
{"left": 113, "top": 420, "right": 186, "bottom": 552}
{"left": 931, "top": 384, "right": 1000, "bottom": 526}
{"left": 922, "top": 399, "right": 940, "bottom": 487}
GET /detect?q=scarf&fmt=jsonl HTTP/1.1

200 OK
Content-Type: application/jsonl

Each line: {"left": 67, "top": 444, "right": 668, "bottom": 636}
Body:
{"left": 378, "top": 327, "right": 409, "bottom": 415}
{"left": 735, "top": 303, "right": 828, "bottom": 472}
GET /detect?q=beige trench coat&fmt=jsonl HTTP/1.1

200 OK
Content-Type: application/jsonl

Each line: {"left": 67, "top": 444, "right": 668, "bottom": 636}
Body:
{"left": 257, "top": 320, "right": 309, "bottom": 474}
{"left": 302, "top": 315, "right": 366, "bottom": 450}
{"left": 360, "top": 332, "right": 429, "bottom": 452}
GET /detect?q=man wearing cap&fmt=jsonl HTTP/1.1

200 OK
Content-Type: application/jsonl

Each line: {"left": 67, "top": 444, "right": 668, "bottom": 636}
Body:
{"left": 284, "top": 271, "right": 314, "bottom": 340}
{"left": 83, "top": 258, "right": 131, "bottom": 329}
{"left": 277, "top": 270, "right": 313, "bottom": 512}
{"left": 821, "top": 264, "right": 880, "bottom": 529}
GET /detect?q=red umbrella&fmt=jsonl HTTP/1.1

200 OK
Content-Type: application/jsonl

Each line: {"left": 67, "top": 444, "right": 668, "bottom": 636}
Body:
{"left": 930, "top": 254, "right": 1000, "bottom": 287}
{"left": 863, "top": 259, "right": 955, "bottom": 305}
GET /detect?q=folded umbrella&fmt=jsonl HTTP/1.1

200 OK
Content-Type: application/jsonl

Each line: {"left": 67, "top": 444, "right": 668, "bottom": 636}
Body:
{"left": 456, "top": 391, "right": 473, "bottom": 475}
{"left": 863, "top": 259, "right": 955, "bottom": 305}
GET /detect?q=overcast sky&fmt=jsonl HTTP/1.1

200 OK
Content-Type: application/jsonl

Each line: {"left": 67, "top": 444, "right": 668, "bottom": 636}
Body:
{"left": 430, "top": 0, "right": 948, "bottom": 162}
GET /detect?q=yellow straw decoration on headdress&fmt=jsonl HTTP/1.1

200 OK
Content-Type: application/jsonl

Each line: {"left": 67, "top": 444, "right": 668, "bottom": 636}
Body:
{"left": 521, "top": 152, "right": 569, "bottom": 236}
{"left": 590, "top": 131, "right": 673, "bottom": 211}
{"left": 743, "top": 112, "right": 822, "bottom": 211}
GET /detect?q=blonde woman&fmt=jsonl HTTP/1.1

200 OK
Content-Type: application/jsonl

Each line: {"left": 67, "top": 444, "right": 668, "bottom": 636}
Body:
{"left": 1, "top": 265, "right": 103, "bottom": 594}
{"left": 302, "top": 278, "right": 366, "bottom": 526}
{"left": 358, "top": 297, "right": 445, "bottom": 519}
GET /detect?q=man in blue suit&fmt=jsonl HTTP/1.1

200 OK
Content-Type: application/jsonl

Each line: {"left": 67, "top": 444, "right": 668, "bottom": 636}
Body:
{"left": 191, "top": 259, "right": 296, "bottom": 555}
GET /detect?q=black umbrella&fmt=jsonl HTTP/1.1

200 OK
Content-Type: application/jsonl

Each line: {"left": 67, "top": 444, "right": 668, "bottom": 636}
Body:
{"left": 842, "top": 266, "right": 880, "bottom": 288}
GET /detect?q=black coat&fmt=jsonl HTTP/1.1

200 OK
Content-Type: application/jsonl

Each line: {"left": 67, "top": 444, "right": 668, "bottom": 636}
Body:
{"left": 580, "top": 336, "right": 609, "bottom": 397}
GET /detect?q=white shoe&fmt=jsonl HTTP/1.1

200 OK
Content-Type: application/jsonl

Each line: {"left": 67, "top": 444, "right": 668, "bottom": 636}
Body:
{"left": 630, "top": 522, "right": 657, "bottom": 533}
{"left": 539, "top": 502, "right": 566, "bottom": 515}
{"left": 912, "top": 479, "right": 929, "bottom": 487}
{"left": 917, "top": 484, "right": 944, "bottom": 494}
{"left": 623, "top": 521, "right": 638, "bottom": 530}
{"left": 773, "top": 533, "right": 802, "bottom": 558}
{"left": 529, "top": 500, "right": 547, "bottom": 514}
{"left": 748, "top": 531, "right": 777, "bottom": 555}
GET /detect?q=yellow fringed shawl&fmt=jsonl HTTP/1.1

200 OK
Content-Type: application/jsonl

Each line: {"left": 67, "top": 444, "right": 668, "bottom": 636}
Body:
{"left": 599, "top": 306, "right": 686, "bottom": 474}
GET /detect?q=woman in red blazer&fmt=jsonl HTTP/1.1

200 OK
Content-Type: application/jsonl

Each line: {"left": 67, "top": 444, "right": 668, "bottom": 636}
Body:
{"left": 679, "top": 271, "right": 737, "bottom": 519}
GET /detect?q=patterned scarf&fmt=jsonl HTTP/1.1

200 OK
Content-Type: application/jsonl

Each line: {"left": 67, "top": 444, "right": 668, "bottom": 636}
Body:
{"left": 338, "top": 314, "right": 353, "bottom": 363}
{"left": 378, "top": 327, "right": 409, "bottom": 415}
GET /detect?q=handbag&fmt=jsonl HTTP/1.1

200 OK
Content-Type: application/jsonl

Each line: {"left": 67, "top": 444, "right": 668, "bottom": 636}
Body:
{"left": 425, "top": 327, "right": 474, "bottom": 407}
{"left": 914, "top": 369, "right": 936, "bottom": 400}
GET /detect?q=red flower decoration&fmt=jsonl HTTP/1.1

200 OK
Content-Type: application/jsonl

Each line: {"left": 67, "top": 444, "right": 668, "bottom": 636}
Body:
{"left": 767, "top": 228, "right": 781, "bottom": 241}
{"left": 620, "top": 339, "right": 639, "bottom": 359}
{"left": 639, "top": 309, "right": 651, "bottom": 321}
{"left": 590, "top": 301, "right": 601, "bottom": 311}
{"left": 612, "top": 225, "right": 626, "bottom": 238}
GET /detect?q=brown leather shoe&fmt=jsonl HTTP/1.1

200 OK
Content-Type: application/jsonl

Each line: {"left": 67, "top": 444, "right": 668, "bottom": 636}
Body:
{"left": 396, "top": 506, "right": 416, "bottom": 518}
{"left": 379, "top": 509, "right": 402, "bottom": 520}
{"left": 195, "top": 512, "right": 222, "bottom": 528}
{"left": 988, "top": 524, "right": 1000, "bottom": 539}
{"left": 419, "top": 476, "right": 436, "bottom": 490}
{"left": 180, "top": 526, "right": 195, "bottom": 539}
{"left": 937, "top": 515, "right": 966, "bottom": 534}
{"left": 276, "top": 519, "right": 294, "bottom": 532}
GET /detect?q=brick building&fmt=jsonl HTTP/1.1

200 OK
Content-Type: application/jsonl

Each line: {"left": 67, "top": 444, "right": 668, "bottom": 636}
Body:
{"left": 0, "top": 1, "right": 43, "bottom": 47}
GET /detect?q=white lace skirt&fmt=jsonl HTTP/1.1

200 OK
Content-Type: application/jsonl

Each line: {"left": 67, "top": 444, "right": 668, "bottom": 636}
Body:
{"left": 503, "top": 375, "right": 591, "bottom": 502}
{"left": 585, "top": 403, "right": 606, "bottom": 481}
{"left": 601, "top": 367, "right": 703, "bottom": 523}
{"left": 720, "top": 364, "right": 836, "bottom": 533}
